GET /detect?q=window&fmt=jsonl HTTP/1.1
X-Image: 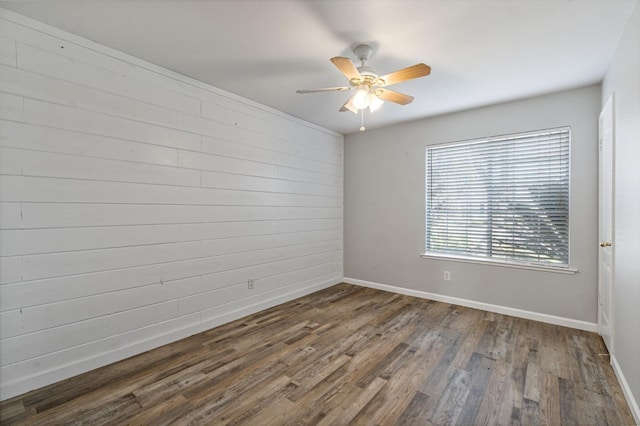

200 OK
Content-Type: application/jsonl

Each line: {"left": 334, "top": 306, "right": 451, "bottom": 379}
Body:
{"left": 425, "top": 127, "right": 570, "bottom": 267}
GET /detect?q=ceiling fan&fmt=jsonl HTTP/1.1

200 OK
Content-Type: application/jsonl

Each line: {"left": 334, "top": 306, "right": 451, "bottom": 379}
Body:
{"left": 296, "top": 44, "right": 431, "bottom": 115}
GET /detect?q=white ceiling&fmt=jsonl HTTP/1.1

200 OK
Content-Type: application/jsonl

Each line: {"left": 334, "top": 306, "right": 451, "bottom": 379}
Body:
{"left": 0, "top": 0, "right": 635, "bottom": 134}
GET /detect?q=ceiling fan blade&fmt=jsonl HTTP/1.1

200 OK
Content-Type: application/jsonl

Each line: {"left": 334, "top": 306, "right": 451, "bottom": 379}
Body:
{"left": 296, "top": 87, "right": 351, "bottom": 94}
{"left": 330, "top": 57, "right": 361, "bottom": 80}
{"left": 376, "top": 89, "right": 415, "bottom": 105}
{"left": 339, "top": 96, "right": 358, "bottom": 114}
{"left": 378, "top": 63, "right": 431, "bottom": 86}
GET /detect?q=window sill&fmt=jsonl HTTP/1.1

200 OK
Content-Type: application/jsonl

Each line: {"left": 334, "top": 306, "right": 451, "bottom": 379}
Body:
{"left": 420, "top": 253, "right": 578, "bottom": 275}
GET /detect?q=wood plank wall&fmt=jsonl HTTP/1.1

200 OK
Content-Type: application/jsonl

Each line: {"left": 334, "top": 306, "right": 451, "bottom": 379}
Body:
{"left": 0, "top": 9, "right": 344, "bottom": 400}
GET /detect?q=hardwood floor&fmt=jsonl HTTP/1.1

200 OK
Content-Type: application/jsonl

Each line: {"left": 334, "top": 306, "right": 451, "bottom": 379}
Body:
{"left": 0, "top": 283, "right": 635, "bottom": 425}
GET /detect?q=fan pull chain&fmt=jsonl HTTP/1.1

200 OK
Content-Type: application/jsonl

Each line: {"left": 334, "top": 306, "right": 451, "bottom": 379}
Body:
{"left": 360, "top": 109, "right": 366, "bottom": 131}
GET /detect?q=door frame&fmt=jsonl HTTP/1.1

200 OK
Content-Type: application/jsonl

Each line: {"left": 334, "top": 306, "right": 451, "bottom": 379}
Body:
{"left": 598, "top": 93, "right": 615, "bottom": 354}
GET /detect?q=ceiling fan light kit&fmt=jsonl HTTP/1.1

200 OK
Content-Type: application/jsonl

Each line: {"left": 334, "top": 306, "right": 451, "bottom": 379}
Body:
{"left": 296, "top": 43, "right": 431, "bottom": 130}
{"left": 352, "top": 85, "right": 370, "bottom": 109}
{"left": 368, "top": 92, "right": 384, "bottom": 112}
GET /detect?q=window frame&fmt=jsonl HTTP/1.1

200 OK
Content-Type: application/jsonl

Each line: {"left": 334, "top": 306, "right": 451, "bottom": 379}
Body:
{"left": 421, "top": 127, "right": 576, "bottom": 274}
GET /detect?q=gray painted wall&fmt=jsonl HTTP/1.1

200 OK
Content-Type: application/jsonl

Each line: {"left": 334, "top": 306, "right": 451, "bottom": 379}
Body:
{"left": 344, "top": 85, "right": 601, "bottom": 323}
{"left": 602, "top": 0, "right": 640, "bottom": 419}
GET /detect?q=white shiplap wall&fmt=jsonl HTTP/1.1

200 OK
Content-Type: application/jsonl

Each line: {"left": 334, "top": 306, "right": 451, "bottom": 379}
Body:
{"left": 0, "top": 9, "right": 343, "bottom": 400}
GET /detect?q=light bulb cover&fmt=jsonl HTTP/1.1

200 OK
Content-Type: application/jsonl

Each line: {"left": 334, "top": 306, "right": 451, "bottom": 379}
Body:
{"left": 352, "top": 86, "right": 370, "bottom": 110}
{"left": 343, "top": 96, "right": 358, "bottom": 114}
{"left": 368, "top": 93, "right": 384, "bottom": 112}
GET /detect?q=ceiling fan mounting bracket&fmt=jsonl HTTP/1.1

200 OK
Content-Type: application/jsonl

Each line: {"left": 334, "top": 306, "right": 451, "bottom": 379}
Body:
{"left": 353, "top": 44, "right": 373, "bottom": 63}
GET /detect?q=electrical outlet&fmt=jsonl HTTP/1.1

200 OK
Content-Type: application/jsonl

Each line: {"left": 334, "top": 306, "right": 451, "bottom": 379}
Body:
{"left": 443, "top": 271, "right": 451, "bottom": 281}
{"left": 248, "top": 279, "right": 255, "bottom": 290}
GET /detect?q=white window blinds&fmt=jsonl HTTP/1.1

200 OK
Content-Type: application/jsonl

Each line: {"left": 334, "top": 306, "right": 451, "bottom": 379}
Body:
{"left": 425, "top": 127, "right": 570, "bottom": 266}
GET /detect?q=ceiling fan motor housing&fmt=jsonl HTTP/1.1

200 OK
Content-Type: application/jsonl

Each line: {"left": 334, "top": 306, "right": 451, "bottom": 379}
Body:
{"left": 357, "top": 65, "right": 378, "bottom": 77}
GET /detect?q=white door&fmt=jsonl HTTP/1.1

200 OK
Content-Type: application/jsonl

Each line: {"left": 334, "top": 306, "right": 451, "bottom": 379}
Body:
{"left": 598, "top": 94, "right": 614, "bottom": 353}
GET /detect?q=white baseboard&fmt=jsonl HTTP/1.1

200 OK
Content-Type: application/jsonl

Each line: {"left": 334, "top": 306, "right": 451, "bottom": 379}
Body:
{"left": 0, "top": 277, "right": 341, "bottom": 401}
{"left": 611, "top": 355, "right": 640, "bottom": 425}
{"left": 343, "top": 277, "right": 597, "bottom": 332}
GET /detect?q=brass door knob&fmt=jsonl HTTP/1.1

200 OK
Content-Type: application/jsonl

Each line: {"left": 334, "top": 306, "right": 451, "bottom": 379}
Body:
{"left": 600, "top": 242, "right": 612, "bottom": 247}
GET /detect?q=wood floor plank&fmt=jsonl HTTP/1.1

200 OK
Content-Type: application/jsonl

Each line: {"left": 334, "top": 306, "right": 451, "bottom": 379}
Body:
{"left": 453, "top": 318, "right": 490, "bottom": 369}
{"left": 316, "top": 377, "right": 387, "bottom": 426}
{"left": 524, "top": 361, "right": 542, "bottom": 402}
{"left": 0, "top": 399, "right": 25, "bottom": 424}
{"left": 540, "top": 323, "right": 572, "bottom": 380}
{"left": 286, "top": 353, "right": 352, "bottom": 402}
{"left": 351, "top": 347, "right": 439, "bottom": 425}
{"left": 217, "top": 375, "right": 293, "bottom": 425}
{"left": 24, "top": 340, "right": 209, "bottom": 413}
{"left": 429, "top": 367, "right": 472, "bottom": 425}
{"left": 558, "top": 376, "right": 580, "bottom": 426}
{"left": 496, "top": 317, "right": 530, "bottom": 424}
{"left": 258, "top": 398, "right": 297, "bottom": 426}
{"left": 355, "top": 342, "right": 410, "bottom": 388}
{"left": 396, "top": 390, "right": 434, "bottom": 426}
{"left": 456, "top": 351, "right": 495, "bottom": 424}
{"left": 281, "top": 365, "right": 355, "bottom": 425}
{"left": 179, "top": 357, "right": 291, "bottom": 424}
{"left": 521, "top": 397, "right": 541, "bottom": 425}
{"left": 539, "top": 371, "right": 561, "bottom": 426}
{"left": 474, "top": 358, "right": 510, "bottom": 425}
{"left": 13, "top": 346, "right": 214, "bottom": 425}
{"left": 0, "top": 283, "right": 635, "bottom": 426}
{"left": 27, "top": 392, "right": 141, "bottom": 426}
{"left": 126, "top": 394, "right": 191, "bottom": 426}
